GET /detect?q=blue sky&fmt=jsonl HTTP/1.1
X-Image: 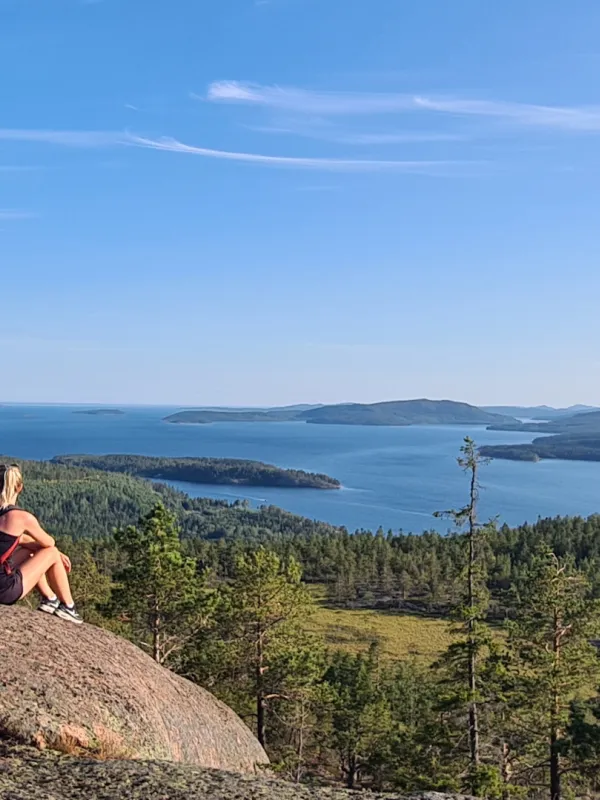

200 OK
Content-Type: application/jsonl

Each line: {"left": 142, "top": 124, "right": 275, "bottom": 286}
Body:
{"left": 2, "top": 0, "right": 600, "bottom": 406}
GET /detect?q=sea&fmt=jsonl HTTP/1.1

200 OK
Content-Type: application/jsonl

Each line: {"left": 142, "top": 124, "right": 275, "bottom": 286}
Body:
{"left": 1, "top": 403, "right": 599, "bottom": 535}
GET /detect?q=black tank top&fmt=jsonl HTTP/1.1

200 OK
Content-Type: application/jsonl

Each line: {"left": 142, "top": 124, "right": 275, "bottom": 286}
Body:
{"left": 0, "top": 506, "right": 19, "bottom": 559}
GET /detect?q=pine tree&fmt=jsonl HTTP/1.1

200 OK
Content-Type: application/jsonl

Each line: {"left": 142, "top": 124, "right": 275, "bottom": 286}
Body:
{"left": 323, "top": 644, "right": 395, "bottom": 789}
{"left": 110, "top": 504, "right": 212, "bottom": 667}
{"left": 206, "top": 547, "right": 317, "bottom": 750}
{"left": 502, "top": 550, "right": 600, "bottom": 800}
{"left": 435, "top": 437, "right": 496, "bottom": 794}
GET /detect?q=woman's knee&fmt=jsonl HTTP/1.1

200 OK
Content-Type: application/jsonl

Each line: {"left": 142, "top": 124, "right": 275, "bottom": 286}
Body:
{"left": 45, "top": 545, "right": 61, "bottom": 563}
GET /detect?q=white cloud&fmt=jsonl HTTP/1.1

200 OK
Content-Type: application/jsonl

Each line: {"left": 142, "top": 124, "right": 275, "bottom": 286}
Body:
{"left": 413, "top": 96, "right": 600, "bottom": 131}
{"left": 206, "top": 81, "right": 600, "bottom": 131}
{"left": 248, "top": 124, "right": 464, "bottom": 145}
{"left": 0, "top": 127, "right": 476, "bottom": 175}
{"left": 0, "top": 129, "right": 125, "bottom": 147}
{"left": 0, "top": 210, "right": 34, "bottom": 220}
{"left": 207, "top": 81, "right": 416, "bottom": 115}
{"left": 128, "top": 134, "right": 472, "bottom": 174}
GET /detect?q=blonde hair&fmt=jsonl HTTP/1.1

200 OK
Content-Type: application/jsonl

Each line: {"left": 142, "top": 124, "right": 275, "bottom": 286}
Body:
{"left": 0, "top": 465, "right": 23, "bottom": 509}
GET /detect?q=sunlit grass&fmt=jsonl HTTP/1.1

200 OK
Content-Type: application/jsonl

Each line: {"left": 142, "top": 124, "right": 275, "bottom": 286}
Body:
{"left": 305, "top": 586, "right": 454, "bottom": 662}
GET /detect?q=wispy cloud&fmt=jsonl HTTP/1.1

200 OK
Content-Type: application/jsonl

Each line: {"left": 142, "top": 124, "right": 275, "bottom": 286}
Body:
{"left": 0, "top": 129, "right": 124, "bottom": 147}
{"left": 207, "top": 81, "right": 416, "bottom": 115}
{"left": 128, "top": 134, "right": 474, "bottom": 174}
{"left": 0, "top": 127, "right": 477, "bottom": 175}
{"left": 206, "top": 81, "right": 600, "bottom": 132}
{"left": 413, "top": 96, "right": 600, "bottom": 131}
{"left": 248, "top": 123, "right": 464, "bottom": 145}
{"left": 0, "top": 210, "right": 35, "bottom": 220}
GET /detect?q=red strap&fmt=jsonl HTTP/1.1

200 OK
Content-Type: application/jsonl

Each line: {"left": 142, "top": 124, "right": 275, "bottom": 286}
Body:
{"left": 0, "top": 536, "right": 20, "bottom": 575}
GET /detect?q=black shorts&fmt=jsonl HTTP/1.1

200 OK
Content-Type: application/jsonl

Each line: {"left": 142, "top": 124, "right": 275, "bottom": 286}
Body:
{"left": 0, "top": 568, "right": 23, "bottom": 605}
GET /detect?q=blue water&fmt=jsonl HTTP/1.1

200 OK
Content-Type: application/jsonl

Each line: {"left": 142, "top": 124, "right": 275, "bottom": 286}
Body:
{"left": 1, "top": 403, "right": 599, "bottom": 534}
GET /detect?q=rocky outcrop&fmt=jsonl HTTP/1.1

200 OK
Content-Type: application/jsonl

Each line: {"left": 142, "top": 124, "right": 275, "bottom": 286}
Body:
{"left": 0, "top": 744, "right": 469, "bottom": 800}
{"left": 0, "top": 606, "right": 268, "bottom": 773}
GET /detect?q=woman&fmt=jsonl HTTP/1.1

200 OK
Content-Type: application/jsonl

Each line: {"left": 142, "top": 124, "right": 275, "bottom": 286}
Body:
{"left": 0, "top": 464, "right": 82, "bottom": 623}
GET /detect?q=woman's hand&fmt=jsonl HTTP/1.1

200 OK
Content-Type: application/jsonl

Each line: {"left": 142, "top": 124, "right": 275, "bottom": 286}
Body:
{"left": 60, "top": 553, "right": 72, "bottom": 574}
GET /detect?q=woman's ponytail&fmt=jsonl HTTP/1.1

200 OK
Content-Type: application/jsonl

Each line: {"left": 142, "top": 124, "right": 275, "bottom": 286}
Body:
{"left": 0, "top": 465, "right": 23, "bottom": 509}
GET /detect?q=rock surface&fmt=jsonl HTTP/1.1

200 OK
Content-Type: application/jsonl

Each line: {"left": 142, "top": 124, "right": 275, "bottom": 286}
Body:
{"left": 0, "top": 744, "right": 469, "bottom": 800}
{"left": 0, "top": 606, "right": 268, "bottom": 773}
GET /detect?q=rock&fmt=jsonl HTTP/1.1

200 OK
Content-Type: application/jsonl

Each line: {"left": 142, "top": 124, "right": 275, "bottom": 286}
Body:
{"left": 0, "top": 744, "right": 471, "bottom": 800}
{"left": 0, "top": 606, "right": 268, "bottom": 773}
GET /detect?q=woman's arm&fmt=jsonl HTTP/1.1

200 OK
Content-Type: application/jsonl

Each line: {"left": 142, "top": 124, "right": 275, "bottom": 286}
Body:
{"left": 22, "top": 512, "right": 56, "bottom": 548}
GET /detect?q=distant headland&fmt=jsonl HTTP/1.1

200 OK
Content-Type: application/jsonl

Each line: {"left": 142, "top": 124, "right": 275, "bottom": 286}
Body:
{"left": 164, "top": 399, "right": 516, "bottom": 428}
{"left": 52, "top": 454, "right": 341, "bottom": 490}
{"left": 482, "top": 409, "right": 600, "bottom": 463}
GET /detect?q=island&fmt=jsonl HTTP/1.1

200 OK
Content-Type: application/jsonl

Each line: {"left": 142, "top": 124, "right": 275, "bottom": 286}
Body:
{"left": 483, "top": 404, "right": 599, "bottom": 421}
{"left": 481, "top": 410, "right": 600, "bottom": 462}
{"left": 480, "top": 435, "right": 600, "bottom": 463}
{"left": 51, "top": 454, "right": 341, "bottom": 490}
{"left": 73, "top": 409, "right": 125, "bottom": 416}
{"left": 165, "top": 399, "right": 517, "bottom": 427}
{"left": 487, "top": 410, "right": 600, "bottom": 435}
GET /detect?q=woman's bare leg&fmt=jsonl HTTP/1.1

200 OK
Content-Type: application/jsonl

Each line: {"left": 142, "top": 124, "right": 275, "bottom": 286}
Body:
{"left": 10, "top": 547, "right": 54, "bottom": 599}
{"left": 19, "top": 547, "right": 74, "bottom": 606}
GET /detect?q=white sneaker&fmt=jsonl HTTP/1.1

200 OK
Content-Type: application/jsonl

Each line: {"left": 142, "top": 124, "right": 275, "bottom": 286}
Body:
{"left": 54, "top": 603, "right": 83, "bottom": 625}
{"left": 38, "top": 597, "right": 60, "bottom": 615}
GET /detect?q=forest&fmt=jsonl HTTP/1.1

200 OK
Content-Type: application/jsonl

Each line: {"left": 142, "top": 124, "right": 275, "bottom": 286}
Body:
{"left": 9, "top": 447, "right": 600, "bottom": 798}
{"left": 51, "top": 454, "right": 341, "bottom": 489}
{"left": 483, "top": 410, "right": 600, "bottom": 462}
{"left": 481, "top": 434, "right": 600, "bottom": 462}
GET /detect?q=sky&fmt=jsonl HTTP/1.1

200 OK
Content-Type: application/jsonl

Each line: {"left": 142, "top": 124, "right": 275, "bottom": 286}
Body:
{"left": 2, "top": 0, "right": 600, "bottom": 407}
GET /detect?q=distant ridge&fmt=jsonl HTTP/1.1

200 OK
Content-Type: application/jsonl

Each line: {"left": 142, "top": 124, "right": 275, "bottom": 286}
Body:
{"left": 482, "top": 409, "right": 600, "bottom": 462}
{"left": 483, "top": 404, "right": 599, "bottom": 421}
{"left": 165, "top": 399, "right": 516, "bottom": 427}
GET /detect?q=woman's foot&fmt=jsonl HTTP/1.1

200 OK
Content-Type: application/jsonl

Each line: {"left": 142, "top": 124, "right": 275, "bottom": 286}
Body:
{"left": 54, "top": 603, "right": 83, "bottom": 625}
{"left": 38, "top": 596, "right": 60, "bottom": 615}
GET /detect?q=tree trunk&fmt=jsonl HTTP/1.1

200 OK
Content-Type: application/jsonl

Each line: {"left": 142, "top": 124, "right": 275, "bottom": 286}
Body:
{"left": 256, "top": 630, "right": 266, "bottom": 748}
{"left": 346, "top": 753, "right": 357, "bottom": 789}
{"left": 501, "top": 739, "right": 512, "bottom": 800}
{"left": 550, "top": 726, "right": 561, "bottom": 800}
{"left": 152, "top": 599, "right": 161, "bottom": 664}
{"left": 295, "top": 698, "right": 306, "bottom": 784}
{"left": 467, "top": 462, "right": 480, "bottom": 771}
{"left": 550, "top": 612, "right": 562, "bottom": 800}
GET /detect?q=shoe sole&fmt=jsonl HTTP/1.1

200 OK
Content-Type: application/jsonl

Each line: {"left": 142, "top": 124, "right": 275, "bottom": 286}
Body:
{"left": 54, "top": 609, "right": 83, "bottom": 625}
{"left": 38, "top": 606, "right": 59, "bottom": 615}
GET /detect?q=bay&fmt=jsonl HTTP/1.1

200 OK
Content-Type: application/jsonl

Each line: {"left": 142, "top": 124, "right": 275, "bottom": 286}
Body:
{"left": 1, "top": 403, "right": 599, "bottom": 534}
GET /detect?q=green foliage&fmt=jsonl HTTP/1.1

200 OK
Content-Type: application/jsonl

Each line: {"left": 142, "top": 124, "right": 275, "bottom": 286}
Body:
{"left": 55, "top": 454, "right": 340, "bottom": 489}
{"left": 9, "top": 453, "right": 600, "bottom": 797}
{"left": 110, "top": 504, "right": 213, "bottom": 667}
{"left": 186, "top": 547, "right": 320, "bottom": 758}
{"left": 498, "top": 550, "right": 600, "bottom": 799}
{"left": 323, "top": 644, "right": 395, "bottom": 789}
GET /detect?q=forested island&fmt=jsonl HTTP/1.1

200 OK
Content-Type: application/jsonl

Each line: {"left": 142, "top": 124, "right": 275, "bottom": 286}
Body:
{"left": 73, "top": 409, "right": 125, "bottom": 416}
{"left": 51, "top": 454, "right": 341, "bottom": 489}
{"left": 483, "top": 404, "right": 598, "bottom": 420}
{"left": 165, "top": 399, "right": 516, "bottom": 427}
{"left": 483, "top": 409, "right": 600, "bottom": 462}
{"left": 481, "top": 434, "right": 600, "bottom": 462}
